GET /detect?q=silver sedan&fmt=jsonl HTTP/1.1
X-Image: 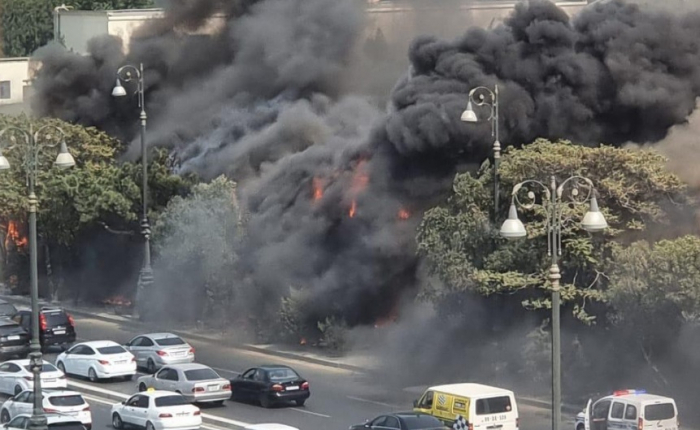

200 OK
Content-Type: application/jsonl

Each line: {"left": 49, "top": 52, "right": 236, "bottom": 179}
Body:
{"left": 136, "top": 363, "right": 231, "bottom": 404}
{"left": 123, "top": 333, "right": 194, "bottom": 374}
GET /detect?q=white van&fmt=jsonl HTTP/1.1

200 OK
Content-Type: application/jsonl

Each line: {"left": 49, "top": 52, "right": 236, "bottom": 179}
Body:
{"left": 576, "top": 390, "right": 679, "bottom": 430}
{"left": 413, "top": 383, "right": 519, "bottom": 430}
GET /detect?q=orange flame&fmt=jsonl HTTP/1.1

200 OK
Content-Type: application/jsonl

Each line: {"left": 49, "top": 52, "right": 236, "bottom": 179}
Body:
{"left": 347, "top": 160, "right": 369, "bottom": 217}
{"left": 4, "top": 220, "right": 28, "bottom": 250}
{"left": 398, "top": 209, "right": 410, "bottom": 220}
{"left": 349, "top": 200, "right": 357, "bottom": 218}
{"left": 103, "top": 296, "right": 133, "bottom": 307}
{"left": 312, "top": 177, "right": 324, "bottom": 202}
{"left": 300, "top": 337, "right": 307, "bottom": 346}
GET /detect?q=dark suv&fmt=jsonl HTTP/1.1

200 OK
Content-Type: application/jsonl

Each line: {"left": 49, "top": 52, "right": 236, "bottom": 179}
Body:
{"left": 0, "top": 317, "right": 30, "bottom": 358}
{"left": 13, "top": 307, "right": 76, "bottom": 351}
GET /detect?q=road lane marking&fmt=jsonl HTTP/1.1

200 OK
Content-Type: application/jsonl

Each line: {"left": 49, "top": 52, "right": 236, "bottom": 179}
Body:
{"left": 347, "top": 396, "right": 401, "bottom": 408}
{"left": 211, "top": 367, "right": 241, "bottom": 375}
{"left": 289, "top": 408, "right": 330, "bottom": 418}
{"left": 82, "top": 394, "right": 114, "bottom": 405}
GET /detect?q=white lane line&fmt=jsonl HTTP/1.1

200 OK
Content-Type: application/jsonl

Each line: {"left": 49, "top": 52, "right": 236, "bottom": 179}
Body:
{"left": 289, "top": 408, "right": 330, "bottom": 418}
{"left": 68, "top": 380, "right": 129, "bottom": 399}
{"left": 211, "top": 367, "right": 240, "bottom": 375}
{"left": 347, "top": 396, "right": 400, "bottom": 408}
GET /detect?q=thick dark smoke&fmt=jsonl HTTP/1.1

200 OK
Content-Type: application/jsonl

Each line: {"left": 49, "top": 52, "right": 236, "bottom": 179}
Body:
{"left": 30, "top": 0, "right": 700, "bottom": 329}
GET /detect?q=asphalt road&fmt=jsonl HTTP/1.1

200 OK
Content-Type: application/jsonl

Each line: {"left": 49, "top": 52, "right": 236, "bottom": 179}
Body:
{"left": 28, "top": 314, "right": 573, "bottom": 430}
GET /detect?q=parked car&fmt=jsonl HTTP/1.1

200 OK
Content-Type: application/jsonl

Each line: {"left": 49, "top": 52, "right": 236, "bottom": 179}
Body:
{"left": 0, "top": 320, "right": 29, "bottom": 359}
{"left": 349, "top": 413, "right": 447, "bottom": 430}
{"left": 3, "top": 413, "right": 86, "bottom": 430}
{"left": 12, "top": 307, "right": 76, "bottom": 351}
{"left": 0, "top": 301, "right": 17, "bottom": 319}
{"left": 230, "top": 365, "right": 310, "bottom": 408}
{"left": 137, "top": 363, "right": 230, "bottom": 405}
{"left": 110, "top": 390, "right": 201, "bottom": 430}
{"left": 123, "top": 333, "right": 195, "bottom": 374}
{"left": 0, "top": 359, "right": 66, "bottom": 395}
{"left": 0, "top": 389, "right": 91, "bottom": 429}
{"left": 56, "top": 341, "right": 136, "bottom": 382}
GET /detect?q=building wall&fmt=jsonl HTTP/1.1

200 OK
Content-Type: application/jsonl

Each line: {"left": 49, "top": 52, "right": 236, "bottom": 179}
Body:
{"left": 0, "top": 58, "right": 31, "bottom": 106}
{"left": 59, "top": 13, "right": 108, "bottom": 55}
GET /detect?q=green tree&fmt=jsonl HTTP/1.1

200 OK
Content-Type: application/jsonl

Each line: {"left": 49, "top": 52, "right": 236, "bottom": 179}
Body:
{"left": 151, "top": 175, "right": 242, "bottom": 325}
{"left": 417, "top": 139, "right": 693, "bottom": 324}
{"left": 1, "top": 0, "right": 154, "bottom": 57}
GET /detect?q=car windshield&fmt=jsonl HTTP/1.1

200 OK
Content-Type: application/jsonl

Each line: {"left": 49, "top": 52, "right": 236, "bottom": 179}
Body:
{"left": 44, "top": 312, "right": 69, "bottom": 326}
{"left": 155, "top": 395, "right": 189, "bottom": 407}
{"left": 97, "top": 346, "right": 126, "bottom": 355}
{"left": 267, "top": 368, "right": 299, "bottom": 382}
{"left": 0, "top": 324, "right": 25, "bottom": 336}
{"left": 184, "top": 368, "right": 219, "bottom": 381}
{"left": 0, "top": 304, "right": 17, "bottom": 316}
{"left": 48, "top": 395, "right": 85, "bottom": 407}
{"left": 155, "top": 337, "right": 185, "bottom": 346}
{"left": 24, "top": 364, "right": 58, "bottom": 373}
{"left": 401, "top": 415, "right": 444, "bottom": 430}
{"left": 645, "top": 403, "right": 675, "bottom": 421}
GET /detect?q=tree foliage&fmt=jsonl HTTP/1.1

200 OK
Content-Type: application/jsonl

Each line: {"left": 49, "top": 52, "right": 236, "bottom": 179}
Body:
{"left": 1, "top": 0, "right": 153, "bottom": 57}
{"left": 417, "top": 139, "right": 693, "bottom": 324}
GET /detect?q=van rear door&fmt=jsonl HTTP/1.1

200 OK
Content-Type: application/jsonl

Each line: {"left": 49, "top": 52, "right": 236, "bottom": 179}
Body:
{"left": 472, "top": 395, "right": 518, "bottom": 430}
{"left": 643, "top": 401, "right": 678, "bottom": 430}
{"left": 584, "top": 399, "right": 592, "bottom": 430}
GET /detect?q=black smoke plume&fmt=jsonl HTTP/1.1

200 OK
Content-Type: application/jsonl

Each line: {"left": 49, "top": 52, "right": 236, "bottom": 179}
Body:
{"left": 30, "top": 0, "right": 700, "bottom": 327}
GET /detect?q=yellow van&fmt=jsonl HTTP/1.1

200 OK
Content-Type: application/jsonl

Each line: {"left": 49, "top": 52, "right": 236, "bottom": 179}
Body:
{"left": 413, "top": 383, "right": 519, "bottom": 430}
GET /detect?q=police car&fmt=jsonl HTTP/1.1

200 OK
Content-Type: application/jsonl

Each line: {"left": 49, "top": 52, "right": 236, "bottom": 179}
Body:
{"left": 575, "top": 389, "right": 679, "bottom": 430}
{"left": 110, "top": 389, "right": 201, "bottom": 430}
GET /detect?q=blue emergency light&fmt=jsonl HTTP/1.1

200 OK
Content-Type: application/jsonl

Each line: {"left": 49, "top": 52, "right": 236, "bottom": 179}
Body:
{"left": 613, "top": 389, "right": 647, "bottom": 396}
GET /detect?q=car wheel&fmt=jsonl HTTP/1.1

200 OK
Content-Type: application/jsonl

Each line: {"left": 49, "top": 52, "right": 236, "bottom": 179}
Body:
{"left": 13, "top": 385, "right": 22, "bottom": 396}
{"left": 112, "top": 413, "right": 123, "bottom": 429}
{"left": 577, "top": 425, "right": 584, "bottom": 430}
{"left": 295, "top": 399, "right": 306, "bottom": 407}
{"left": 146, "top": 421, "right": 155, "bottom": 430}
{"left": 88, "top": 367, "right": 98, "bottom": 382}
{"left": 139, "top": 383, "right": 147, "bottom": 392}
{"left": 1, "top": 409, "right": 9, "bottom": 423}
{"left": 259, "top": 394, "right": 272, "bottom": 408}
{"left": 57, "top": 362, "right": 66, "bottom": 375}
{"left": 147, "top": 359, "right": 156, "bottom": 374}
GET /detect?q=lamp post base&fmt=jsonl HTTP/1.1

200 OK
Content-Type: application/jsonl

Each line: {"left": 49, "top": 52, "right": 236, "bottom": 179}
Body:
{"left": 28, "top": 351, "right": 47, "bottom": 430}
{"left": 28, "top": 414, "right": 48, "bottom": 430}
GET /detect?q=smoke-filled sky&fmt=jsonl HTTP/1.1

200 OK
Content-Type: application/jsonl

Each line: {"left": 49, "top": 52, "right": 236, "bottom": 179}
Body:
{"left": 31, "top": 0, "right": 700, "bottom": 324}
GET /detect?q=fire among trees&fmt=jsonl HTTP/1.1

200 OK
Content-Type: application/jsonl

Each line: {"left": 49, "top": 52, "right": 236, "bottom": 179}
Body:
{"left": 3, "top": 220, "right": 28, "bottom": 250}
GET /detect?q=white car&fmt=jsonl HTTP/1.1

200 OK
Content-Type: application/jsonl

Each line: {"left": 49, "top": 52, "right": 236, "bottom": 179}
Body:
{"left": 0, "top": 389, "right": 91, "bottom": 429}
{"left": 0, "top": 359, "right": 66, "bottom": 395}
{"left": 56, "top": 340, "right": 136, "bottom": 382}
{"left": 111, "top": 390, "right": 201, "bottom": 430}
{"left": 3, "top": 413, "right": 86, "bottom": 430}
{"left": 123, "top": 333, "right": 195, "bottom": 373}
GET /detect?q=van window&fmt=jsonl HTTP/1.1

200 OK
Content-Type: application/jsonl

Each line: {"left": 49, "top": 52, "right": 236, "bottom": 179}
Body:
{"left": 419, "top": 391, "right": 434, "bottom": 409}
{"left": 644, "top": 404, "right": 675, "bottom": 421}
{"left": 476, "top": 396, "right": 512, "bottom": 415}
{"left": 624, "top": 405, "right": 637, "bottom": 420}
{"left": 611, "top": 402, "right": 625, "bottom": 419}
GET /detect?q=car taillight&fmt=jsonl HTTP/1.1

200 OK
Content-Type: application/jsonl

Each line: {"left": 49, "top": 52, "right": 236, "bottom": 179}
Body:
{"left": 638, "top": 418, "right": 643, "bottom": 430}
{"left": 193, "top": 387, "right": 205, "bottom": 392}
{"left": 98, "top": 360, "right": 110, "bottom": 365}
{"left": 301, "top": 382, "right": 309, "bottom": 390}
{"left": 67, "top": 314, "right": 75, "bottom": 326}
{"left": 156, "top": 350, "right": 168, "bottom": 356}
{"left": 158, "top": 413, "right": 172, "bottom": 418}
{"left": 44, "top": 408, "right": 58, "bottom": 413}
{"left": 131, "top": 357, "right": 136, "bottom": 362}
{"left": 40, "top": 315, "right": 47, "bottom": 331}
{"left": 82, "top": 406, "right": 90, "bottom": 411}
{"left": 271, "top": 384, "right": 284, "bottom": 392}
{"left": 188, "top": 347, "right": 195, "bottom": 354}
{"left": 223, "top": 383, "right": 231, "bottom": 390}
{"left": 193, "top": 411, "right": 201, "bottom": 416}
{"left": 23, "top": 376, "right": 33, "bottom": 381}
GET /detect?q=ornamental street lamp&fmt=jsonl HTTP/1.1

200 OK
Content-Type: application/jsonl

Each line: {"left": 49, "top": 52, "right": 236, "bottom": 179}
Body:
{"left": 500, "top": 175, "right": 607, "bottom": 430}
{"left": 461, "top": 85, "right": 501, "bottom": 219}
{"left": 0, "top": 125, "right": 75, "bottom": 430}
{"left": 112, "top": 63, "right": 153, "bottom": 319}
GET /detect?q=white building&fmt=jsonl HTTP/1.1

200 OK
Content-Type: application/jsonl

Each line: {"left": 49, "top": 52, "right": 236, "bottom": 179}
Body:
{"left": 0, "top": 58, "right": 38, "bottom": 113}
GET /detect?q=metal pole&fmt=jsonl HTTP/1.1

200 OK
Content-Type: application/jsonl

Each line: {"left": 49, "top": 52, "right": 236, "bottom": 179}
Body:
{"left": 493, "top": 85, "right": 501, "bottom": 219}
{"left": 137, "top": 63, "right": 153, "bottom": 319}
{"left": 27, "top": 134, "right": 47, "bottom": 430}
{"left": 549, "top": 175, "right": 561, "bottom": 430}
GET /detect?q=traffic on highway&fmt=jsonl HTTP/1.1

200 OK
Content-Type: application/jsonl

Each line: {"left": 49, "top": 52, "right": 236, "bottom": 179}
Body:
{"left": 0, "top": 302, "right": 675, "bottom": 430}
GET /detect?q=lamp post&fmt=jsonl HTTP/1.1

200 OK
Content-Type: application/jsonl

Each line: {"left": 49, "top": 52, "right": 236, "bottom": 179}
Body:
{"left": 0, "top": 125, "right": 76, "bottom": 430}
{"left": 112, "top": 63, "right": 153, "bottom": 318}
{"left": 499, "top": 175, "right": 608, "bottom": 430}
{"left": 461, "top": 85, "right": 500, "bottom": 219}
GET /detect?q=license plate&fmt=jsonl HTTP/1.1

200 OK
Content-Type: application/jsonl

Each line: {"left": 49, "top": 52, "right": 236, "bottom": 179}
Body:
{"left": 286, "top": 386, "right": 299, "bottom": 391}
{"left": 177, "top": 412, "right": 188, "bottom": 416}
{"left": 43, "top": 379, "right": 56, "bottom": 383}
{"left": 67, "top": 412, "right": 78, "bottom": 416}
{"left": 115, "top": 360, "right": 127, "bottom": 364}
{"left": 7, "top": 335, "right": 19, "bottom": 340}
{"left": 54, "top": 330, "right": 65, "bottom": 335}
{"left": 207, "top": 385, "right": 218, "bottom": 391}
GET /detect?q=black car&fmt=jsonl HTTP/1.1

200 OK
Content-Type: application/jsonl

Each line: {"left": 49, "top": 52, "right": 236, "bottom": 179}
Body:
{"left": 0, "top": 318, "right": 30, "bottom": 358}
{"left": 230, "top": 364, "right": 310, "bottom": 408}
{"left": 0, "top": 300, "right": 18, "bottom": 318}
{"left": 350, "top": 413, "right": 447, "bottom": 430}
{"left": 13, "top": 306, "right": 76, "bottom": 351}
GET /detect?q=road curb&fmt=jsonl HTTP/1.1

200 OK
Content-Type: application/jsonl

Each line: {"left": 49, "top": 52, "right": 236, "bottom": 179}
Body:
{"left": 0, "top": 295, "right": 369, "bottom": 374}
